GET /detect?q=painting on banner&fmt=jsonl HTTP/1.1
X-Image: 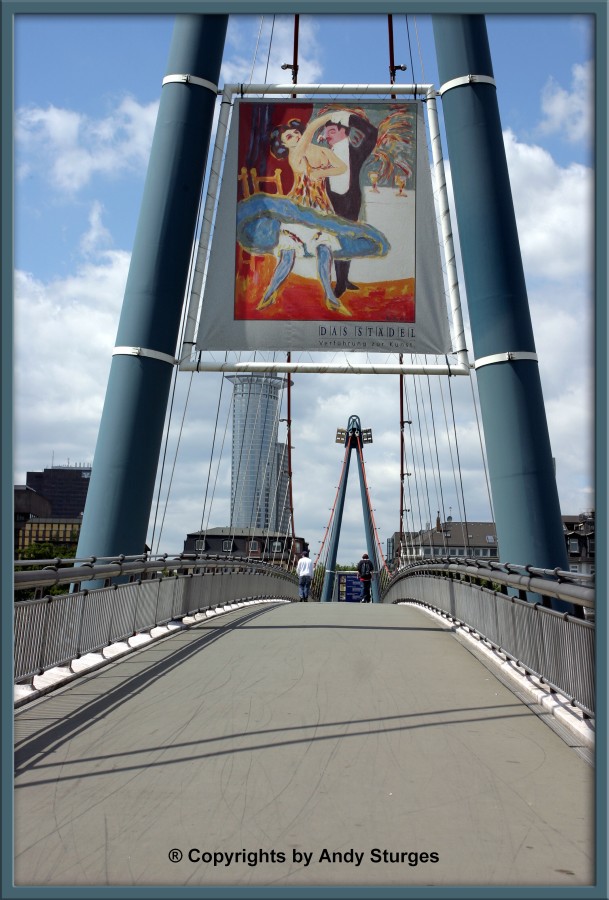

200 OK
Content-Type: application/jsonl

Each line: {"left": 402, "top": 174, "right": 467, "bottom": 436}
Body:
{"left": 195, "top": 99, "right": 451, "bottom": 355}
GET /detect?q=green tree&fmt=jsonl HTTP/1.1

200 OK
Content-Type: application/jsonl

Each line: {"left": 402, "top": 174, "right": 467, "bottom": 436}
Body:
{"left": 15, "top": 541, "right": 77, "bottom": 601}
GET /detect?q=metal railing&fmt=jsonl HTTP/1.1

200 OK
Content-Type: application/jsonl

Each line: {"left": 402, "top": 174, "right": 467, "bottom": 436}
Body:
{"left": 382, "top": 559, "right": 595, "bottom": 716}
{"left": 14, "top": 555, "right": 299, "bottom": 686}
{"left": 14, "top": 554, "right": 595, "bottom": 718}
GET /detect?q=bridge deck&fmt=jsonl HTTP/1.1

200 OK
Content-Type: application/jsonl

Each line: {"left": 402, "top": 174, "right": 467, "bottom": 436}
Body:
{"left": 14, "top": 602, "right": 593, "bottom": 888}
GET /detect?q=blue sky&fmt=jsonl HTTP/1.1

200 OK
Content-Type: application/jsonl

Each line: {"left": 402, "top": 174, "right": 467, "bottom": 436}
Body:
{"left": 11, "top": 10, "right": 597, "bottom": 562}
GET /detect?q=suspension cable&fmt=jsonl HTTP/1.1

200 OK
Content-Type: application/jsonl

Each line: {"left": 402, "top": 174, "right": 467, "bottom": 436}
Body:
{"left": 437, "top": 371, "right": 468, "bottom": 546}
{"left": 403, "top": 376, "right": 426, "bottom": 544}
{"left": 423, "top": 356, "right": 449, "bottom": 542}
{"left": 202, "top": 385, "right": 233, "bottom": 538}
{"left": 412, "top": 15, "right": 426, "bottom": 83}
{"left": 446, "top": 369, "right": 471, "bottom": 554}
{"left": 264, "top": 16, "right": 276, "bottom": 83}
{"left": 418, "top": 367, "right": 445, "bottom": 549}
{"left": 469, "top": 370, "right": 496, "bottom": 521}
{"left": 153, "top": 371, "right": 195, "bottom": 554}
{"left": 405, "top": 16, "right": 415, "bottom": 81}
{"left": 198, "top": 358, "right": 228, "bottom": 541}
{"left": 412, "top": 373, "right": 435, "bottom": 539}
{"left": 149, "top": 366, "right": 182, "bottom": 553}
{"left": 248, "top": 16, "right": 265, "bottom": 84}
{"left": 354, "top": 433, "right": 390, "bottom": 574}
{"left": 314, "top": 443, "right": 351, "bottom": 567}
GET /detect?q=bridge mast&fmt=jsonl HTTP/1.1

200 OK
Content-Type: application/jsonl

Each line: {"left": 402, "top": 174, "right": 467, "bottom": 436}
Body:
{"left": 321, "top": 416, "right": 380, "bottom": 603}
{"left": 433, "top": 16, "right": 572, "bottom": 593}
{"left": 76, "top": 15, "right": 228, "bottom": 563}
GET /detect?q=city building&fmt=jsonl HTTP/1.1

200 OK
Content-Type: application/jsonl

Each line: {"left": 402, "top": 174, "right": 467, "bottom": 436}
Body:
{"left": 183, "top": 526, "right": 306, "bottom": 567}
{"left": 14, "top": 485, "right": 52, "bottom": 553}
{"left": 389, "top": 516, "right": 499, "bottom": 566}
{"left": 14, "top": 462, "right": 91, "bottom": 556}
{"left": 26, "top": 462, "right": 91, "bottom": 518}
{"left": 228, "top": 374, "right": 291, "bottom": 532}
{"left": 562, "top": 511, "right": 595, "bottom": 576}
{"left": 15, "top": 517, "right": 83, "bottom": 556}
{"left": 386, "top": 535, "right": 395, "bottom": 566}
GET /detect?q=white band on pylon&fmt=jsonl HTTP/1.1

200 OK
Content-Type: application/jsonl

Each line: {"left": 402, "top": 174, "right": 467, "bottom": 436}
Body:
{"left": 439, "top": 74, "right": 496, "bottom": 96}
{"left": 162, "top": 74, "right": 218, "bottom": 93}
{"left": 474, "top": 351, "right": 538, "bottom": 370}
{"left": 112, "top": 346, "right": 178, "bottom": 366}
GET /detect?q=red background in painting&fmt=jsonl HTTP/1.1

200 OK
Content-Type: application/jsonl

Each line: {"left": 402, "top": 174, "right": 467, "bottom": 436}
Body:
{"left": 235, "top": 101, "right": 415, "bottom": 324}
{"left": 235, "top": 250, "right": 415, "bottom": 322}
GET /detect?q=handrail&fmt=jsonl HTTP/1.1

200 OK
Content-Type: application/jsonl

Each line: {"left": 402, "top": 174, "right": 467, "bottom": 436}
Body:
{"left": 14, "top": 561, "right": 300, "bottom": 692}
{"left": 385, "top": 558, "right": 594, "bottom": 610}
{"left": 383, "top": 558, "right": 595, "bottom": 717}
{"left": 14, "top": 555, "right": 297, "bottom": 592}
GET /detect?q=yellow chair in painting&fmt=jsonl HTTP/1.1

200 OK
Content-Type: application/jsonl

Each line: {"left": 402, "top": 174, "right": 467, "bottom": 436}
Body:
{"left": 238, "top": 167, "right": 284, "bottom": 198}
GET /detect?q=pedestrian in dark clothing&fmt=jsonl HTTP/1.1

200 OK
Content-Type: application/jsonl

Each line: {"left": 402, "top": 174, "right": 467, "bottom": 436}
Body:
{"left": 356, "top": 553, "right": 374, "bottom": 602}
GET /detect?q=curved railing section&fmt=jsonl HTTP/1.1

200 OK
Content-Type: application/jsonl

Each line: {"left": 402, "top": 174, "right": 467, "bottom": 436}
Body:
{"left": 14, "top": 555, "right": 299, "bottom": 693}
{"left": 382, "top": 559, "right": 595, "bottom": 717}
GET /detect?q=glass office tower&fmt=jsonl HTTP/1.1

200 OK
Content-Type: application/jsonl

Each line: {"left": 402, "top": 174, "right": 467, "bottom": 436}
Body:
{"left": 228, "top": 375, "right": 288, "bottom": 530}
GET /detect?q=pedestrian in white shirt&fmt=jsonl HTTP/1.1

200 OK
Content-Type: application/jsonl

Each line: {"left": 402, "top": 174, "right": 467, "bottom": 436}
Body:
{"left": 296, "top": 551, "right": 314, "bottom": 601}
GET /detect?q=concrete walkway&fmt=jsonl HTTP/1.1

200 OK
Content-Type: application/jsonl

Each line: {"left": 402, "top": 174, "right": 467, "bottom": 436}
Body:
{"left": 14, "top": 602, "right": 594, "bottom": 889}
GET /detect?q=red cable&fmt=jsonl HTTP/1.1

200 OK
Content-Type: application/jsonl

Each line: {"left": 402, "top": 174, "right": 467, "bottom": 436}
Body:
{"left": 313, "top": 442, "right": 351, "bottom": 567}
{"left": 356, "top": 435, "right": 391, "bottom": 574}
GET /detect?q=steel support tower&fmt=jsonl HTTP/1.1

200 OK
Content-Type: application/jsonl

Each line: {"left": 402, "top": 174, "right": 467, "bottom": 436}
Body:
{"left": 321, "top": 416, "right": 381, "bottom": 603}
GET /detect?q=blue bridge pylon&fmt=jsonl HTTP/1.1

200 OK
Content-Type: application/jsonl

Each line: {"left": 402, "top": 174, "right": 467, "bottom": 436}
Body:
{"left": 320, "top": 415, "right": 385, "bottom": 603}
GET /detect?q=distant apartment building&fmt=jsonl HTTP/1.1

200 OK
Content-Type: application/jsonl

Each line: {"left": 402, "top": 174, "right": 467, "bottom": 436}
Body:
{"left": 15, "top": 517, "right": 82, "bottom": 556}
{"left": 562, "top": 511, "right": 595, "bottom": 576}
{"left": 183, "top": 526, "right": 306, "bottom": 567}
{"left": 389, "top": 516, "right": 499, "bottom": 567}
{"left": 389, "top": 511, "right": 595, "bottom": 575}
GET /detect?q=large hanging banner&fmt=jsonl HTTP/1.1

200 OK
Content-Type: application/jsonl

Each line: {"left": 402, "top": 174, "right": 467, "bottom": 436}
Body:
{"left": 195, "top": 100, "right": 452, "bottom": 355}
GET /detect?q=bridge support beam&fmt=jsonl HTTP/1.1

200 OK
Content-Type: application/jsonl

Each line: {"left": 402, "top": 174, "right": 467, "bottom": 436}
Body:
{"left": 433, "top": 15, "right": 575, "bottom": 612}
{"left": 76, "top": 15, "right": 228, "bottom": 565}
{"left": 356, "top": 447, "right": 380, "bottom": 603}
{"left": 320, "top": 451, "right": 352, "bottom": 603}
{"left": 321, "top": 416, "right": 381, "bottom": 603}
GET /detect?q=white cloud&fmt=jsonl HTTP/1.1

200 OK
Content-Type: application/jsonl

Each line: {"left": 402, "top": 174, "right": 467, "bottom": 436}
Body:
{"left": 79, "top": 201, "right": 112, "bottom": 257}
{"left": 13, "top": 249, "right": 130, "bottom": 474}
{"left": 504, "top": 129, "right": 593, "bottom": 282}
{"left": 16, "top": 95, "right": 158, "bottom": 194}
{"left": 538, "top": 60, "right": 593, "bottom": 144}
{"left": 500, "top": 131, "right": 594, "bottom": 514}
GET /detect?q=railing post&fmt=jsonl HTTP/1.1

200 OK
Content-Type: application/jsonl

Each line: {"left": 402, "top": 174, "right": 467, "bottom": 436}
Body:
{"left": 37, "top": 596, "right": 53, "bottom": 676}
{"left": 75, "top": 590, "right": 87, "bottom": 660}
